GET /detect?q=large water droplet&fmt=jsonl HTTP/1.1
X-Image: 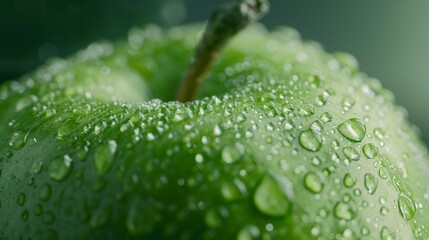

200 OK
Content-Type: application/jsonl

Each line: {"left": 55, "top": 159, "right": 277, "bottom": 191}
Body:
{"left": 380, "top": 226, "right": 395, "bottom": 240}
{"left": 337, "top": 118, "right": 366, "bottom": 142}
{"left": 363, "top": 143, "right": 379, "bottom": 159}
{"left": 334, "top": 202, "right": 354, "bottom": 220}
{"left": 304, "top": 172, "right": 324, "bottom": 193}
{"left": 10, "top": 131, "right": 27, "bottom": 150}
{"left": 253, "top": 174, "right": 293, "bottom": 217}
{"left": 299, "top": 130, "right": 322, "bottom": 152}
{"left": 398, "top": 193, "right": 416, "bottom": 221}
{"left": 94, "top": 140, "right": 117, "bottom": 175}
{"left": 48, "top": 155, "right": 73, "bottom": 181}
{"left": 364, "top": 173, "right": 378, "bottom": 195}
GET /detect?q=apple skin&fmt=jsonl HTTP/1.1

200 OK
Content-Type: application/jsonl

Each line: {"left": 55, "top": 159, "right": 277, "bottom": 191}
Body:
{"left": 0, "top": 24, "right": 428, "bottom": 239}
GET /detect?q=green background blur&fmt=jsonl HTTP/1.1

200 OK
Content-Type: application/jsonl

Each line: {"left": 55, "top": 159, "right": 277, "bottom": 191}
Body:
{"left": 1, "top": 0, "right": 428, "bottom": 144}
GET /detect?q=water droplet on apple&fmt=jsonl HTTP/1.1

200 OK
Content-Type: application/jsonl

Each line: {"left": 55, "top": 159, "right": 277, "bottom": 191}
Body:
{"left": 298, "top": 104, "right": 314, "bottom": 117}
{"left": 364, "top": 173, "right": 377, "bottom": 195}
{"left": 343, "top": 173, "right": 356, "bottom": 188}
{"left": 304, "top": 172, "right": 323, "bottom": 193}
{"left": 94, "top": 140, "right": 117, "bottom": 175}
{"left": 398, "top": 193, "right": 416, "bottom": 221}
{"left": 363, "top": 143, "right": 379, "bottom": 159}
{"left": 337, "top": 118, "right": 366, "bottom": 142}
{"left": 310, "top": 120, "right": 323, "bottom": 132}
{"left": 299, "top": 130, "right": 322, "bottom": 152}
{"left": 5, "top": 151, "right": 13, "bottom": 158}
{"left": 39, "top": 183, "right": 52, "bottom": 201}
{"left": 48, "top": 155, "right": 73, "bottom": 181}
{"left": 32, "top": 161, "right": 43, "bottom": 174}
{"left": 17, "top": 192, "right": 26, "bottom": 206}
{"left": 342, "top": 147, "right": 360, "bottom": 161}
{"left": 320, "top": 112, "right": 332, "bottom": 123}
{"left": 253, "top": 174, "right": 293, "bottom": 217}
{"left": 380, "top": 206, "right": 389, "bottom": 215}
{"left": 34, "top": 204, "right": 43, "bottom": 216}
{"left": 380, "top": 226, "right": 395, "bottom": 240}
{"left": 10, "top": 131, "right": 27, "bottom": 150}
{"left": 204, "top": 208, "right": 223, "bottom": 228}
{"left": 57, "top": 120, "right": 79, "bottom": 140}
{"left": 21, "top": 210, "right": 29, "bottom": 222}
{"left": 237, "top": 225, "right": 260, "bottom": 240}
{"left": 221, "top": 179, "right": 247, "bottom": 201}
{"left": 334, "top": 202, "right": 354, "bottom": 220}
{"left": 43, "top": 211, "right": 56, "bottom": 225}
{"left": 221, "top": 144, "right": 244, "bottom": 164}
{"left": 374, "top": 128, "right": 386, "bottom": 139}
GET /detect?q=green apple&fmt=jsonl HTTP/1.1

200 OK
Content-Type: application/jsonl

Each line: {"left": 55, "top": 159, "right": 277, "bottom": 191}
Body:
{"left": 0, "top": 1, "right": 428, "bottom": 239}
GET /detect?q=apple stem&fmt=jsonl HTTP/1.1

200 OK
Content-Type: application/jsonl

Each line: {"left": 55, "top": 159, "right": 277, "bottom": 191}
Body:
{"left": 177, "top": 0, "right": 270, "bottom": 102}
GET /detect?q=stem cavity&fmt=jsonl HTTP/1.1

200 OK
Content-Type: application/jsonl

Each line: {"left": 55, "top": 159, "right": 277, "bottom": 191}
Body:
{"left": 177, "top": 0, "right": 270, "bottom": 102}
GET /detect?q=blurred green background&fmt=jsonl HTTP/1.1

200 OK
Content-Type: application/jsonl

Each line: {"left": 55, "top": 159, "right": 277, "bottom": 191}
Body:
{"left": 1, "top": 0, "right": 428, "bottom": 144}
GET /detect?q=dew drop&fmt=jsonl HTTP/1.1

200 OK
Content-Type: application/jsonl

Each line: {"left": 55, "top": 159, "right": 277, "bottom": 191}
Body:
{"left": 310, "top": 120, "right": 323, "bottom": 132}
{"left": 204, "top": 208, "right": 223, "bottom": 228}
{"left": 379, "top": 167, "right": 388, "bottom": 179}
{"left": 237, "top": 225, "right": 260, "bottom": 240}
{"left": 304, "top": 172, "right": 324, "bottom": 193}
{"left": 364, "top": 173, "right": 378, "bottom": 195}
{"left": 10, "top": 131, "right": 27, "bottom": 150}
{"left": 39, "top": 184, "right": 52, "bottom": 201}
{"left": 17, "top": 192, "right": 26, "bottom": 206}
{"left": 253, "top": 174, "right": 293, "bottom": 217}
{"left": 298, "top": 104, "right": 314, "bottom": 117}
{"left": 48, "top": 155, "right": 73, "bottom": 181}
{"left": 34, "top": 204, "right": 43, "bottom": 216}
{"left": 43, "top": 211, "right": 56, "bottom": 225}
{"left": 342, "top": 147, "right": 360, "bottom": 161}
{"left": 94, "top": 140, "right": 117, "bottom": 175}
{"left": 343, "top": 173, "right": 356, "bottom": 188}
{"left": 222, "top": 144, "right": 244, "bottom": 164}
{"left": 380, "top": 207, "right": 389, "bottom": 215}
{"left": 21, "top": 210, "right": 29, "bottom": 222}
{"left": 6, "top": 151, "right": 13, "bottom": 158}
{"left": 32, "top": 162, "right": 43, "bottom": 174}
{"left": 398, "top": 193, "right": 416, "bottom": 221}
{"left": 221, "top": 179, "right": 247, "bottom": 201}
{"left": 320, "top": 112, "right": 332, "bottom": 123}
{"left": 334, "top": 202, "right": 355, "bottom": 220}
{"left": 57, "top": 120, "right": 79, "bottom": 140}
{"left": 380, "top": 226, "right": 395, "bottom": 240}
{"left": 363, "top": 143, "right": 379, "bottom": 159}
{"left": 299, "top": 130, "right": 322, "bottom": 152}
{"left": 337, "top": 118, "right": 366, "bottom": 142}
{"left": 374, "top": 128, "right": 386, "bottom": 139}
